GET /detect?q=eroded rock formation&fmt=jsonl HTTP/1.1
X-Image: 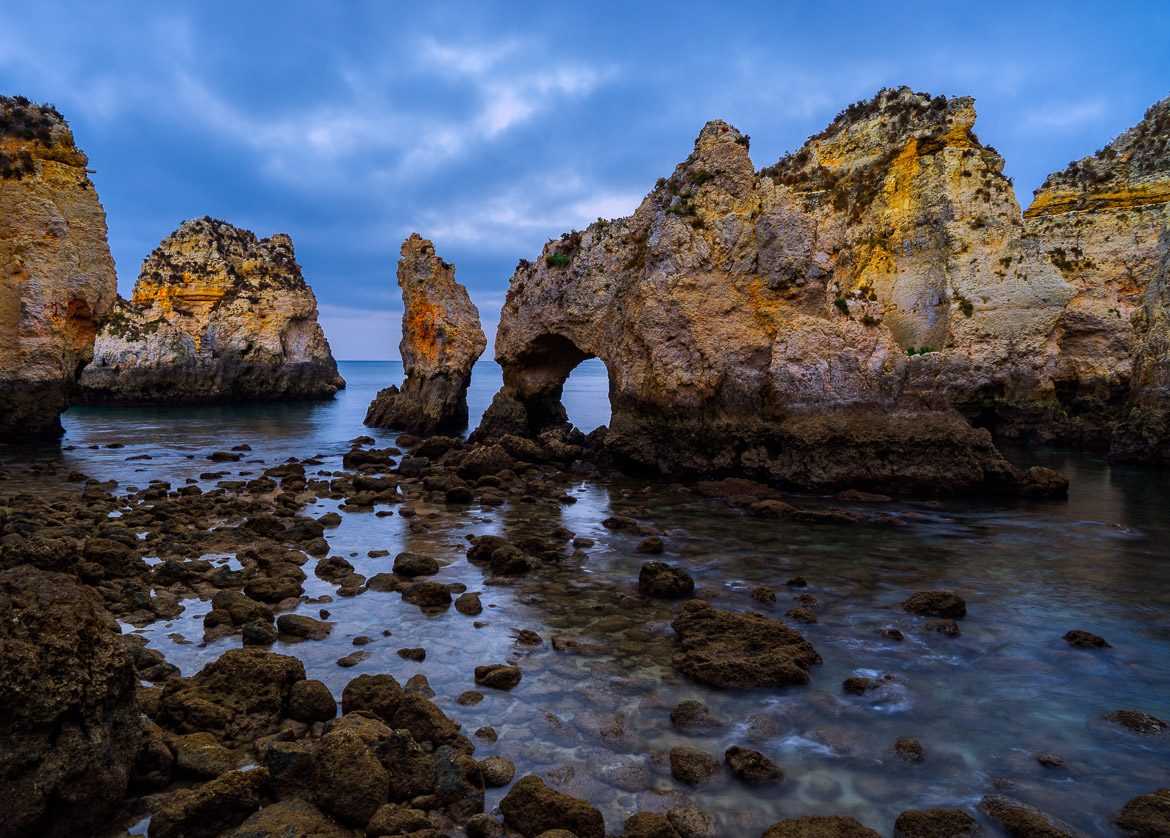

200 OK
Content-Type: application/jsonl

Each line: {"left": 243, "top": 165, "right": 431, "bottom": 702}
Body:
{"left": 75, "top": 217, "right": 343, "bottom": 405}
{"left": 365, "top": 233, "right": 486, "bottom": 433}
{"left": 479, "top": 88, "right": 1072, "bottom": 494}
{"left": 0, "top": 96, "right": 117, "bottom": 440}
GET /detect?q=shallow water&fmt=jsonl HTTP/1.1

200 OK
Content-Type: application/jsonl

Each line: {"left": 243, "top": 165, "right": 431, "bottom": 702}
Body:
{"left": 6, "top": 360, "right": 1170, "bottom": 836}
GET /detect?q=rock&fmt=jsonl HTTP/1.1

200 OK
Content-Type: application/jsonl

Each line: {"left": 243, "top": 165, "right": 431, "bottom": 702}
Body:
{"left": 465, "top": 813, "right": 506, "bottom": 838}
{"left": 499, "top": 775, "right": 605, "bottom": 838}
{"left": 1116, "top": 787, "right": 1170, "bottom": 837}
{"left": 750, "top": 585, "right": 777, "bottom": 605}
{"left": 893, "top": 738, "right": 925, "bottom": 763}
{"left": 925, "top": 619, "right": 960, "bottom": 637}
{"left": 1063, "top": 630, "right": 1110, "bottom": 648}
{"left": 455, "top": 592, "right": 483, "bottom": 615}
{"left": 170, "top": 731, "right": 235, "bottom": 778}
{"left": 475, "top": 664, "right": 522, "bottom": 690}
{"left": 624, "top": 812, "right": 684, "bottom": 838}
{"left": 667, "top": 806, "right": 717, "bottom": 838}
{"left": 892, "top": 809, "right": 981, "bottom": 838}
{"left": 723, "top": 745, "right": 782, "bottom": 784}
{"left": 220, "top": 798, "right": 352, "bottom": 838}
{"left": 669, "top": 747, "right": 721, "bottom": 786}
{"left": 517, "top": 629, "right": 543, "bottom": 645}
{"left": 639, "top": 561, "right": 695, "bottom": 598}
{"left": 1036, "top": 752, "right": 1064, "bottom": 769}
{"left": 366, "top": 804, "right": 433, "bottom": 837}
{"left": 761, "top": 815, "right": 881, "bottom": 838}
{"left": 670, "top": 700, "right": 723, "bottom": 730}
{"left": 242, "top": 619, "right": 278, "bottom": 645}
{"left": 670, "top": 600, "right": 821, "bottom": 688}
{"left": 480, "top": 754, "right": 517, "bottom": 787}
{"left": 287, "top": 679, "right": 337, "bottom": 723}
{"left": 0, "top": 567, "right": 140, "bottom": 838}
{"left": 637, "top": 536, "right": 666, "bottom": 554}
{"left": 277, "top": 613, "right": 334, "bottom": 640}
{"left": 401, "top": 580, "right": 453, "bottom": 608}
{"left": 365, "top": 234, "right": 486, "bottom": 432}
{"left": 394, "top": 551, "right": 440, "bottom": 577}
{"left": 0, "top": 98, "right": 117, "bottom": 440}
{"left": 843, "top": 676, "right": 880, "bottom": 695}
{"left": 978, "top": 794, "right": 1088, "bottom": 837}
{"left": 309, "top": 726, "right": 389, "bottom": 826}
{"left": 159, "top": 648, "right": 306, "bottom": 743}
{"left": 398, "top": 647, "right": 427, "bottom": 662}
{"left": 876, "top": 628, "right": 904, "bottom": 641}
{"left": 786, "top": 605, "right": 818, "bottom": 624}
{"left": 903, "top": 591, "right": 967, "bottom": 619}
{"left": 77, "top": 217, "right": 344, "bottom": 405}
{"left": 133, "top": 718, "right": 176, "bottom": 789}
{"left": 342, "top": 673, "right": 404, "bottom": 721}
{"left": 1104, "top": 710, "right": 1168, "bottom": 735}
{"left": 457, "top": 691, "right": 484, "bottom": 706}
{"left": 148, "top": 767, "right": 268, "bottom": 838}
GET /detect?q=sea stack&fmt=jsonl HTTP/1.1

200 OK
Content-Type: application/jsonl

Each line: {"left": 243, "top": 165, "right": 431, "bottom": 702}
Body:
{"left": 365, "top": 233, "right": 486, "bottom": 433}
{"left": 0, "top": 95, "right": 117, "bottom": 441}
{"left": 478, "top": 88, "right": 1071, "bottom": 495}
{"left": 75, "top": 217, "right": 344, "bottom": 405}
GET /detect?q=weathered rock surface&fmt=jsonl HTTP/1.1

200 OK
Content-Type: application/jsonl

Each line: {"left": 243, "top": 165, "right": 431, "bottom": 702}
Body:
{"left": 670, "top": 599, "right": 822, "bottom": 688}
{"left": 761, "top": 815, "right": 881, "bottom": 838}
{"left": 366, "top": 233, "right": 486, "bottom": 433}
{"left": 0, "top": 96, "right": 117, "bottom": 439}
{"left": 76, "top": 216, "right": 343, "bottom": 405}
{"left": 478, "top": 87, "right": 1080, "bottom": 494}
{"left": 0, "top": 566, "right": 140, "bottom": 838}
{"left": 1116, "top": 787, "right": 1170, "bottom": 837}
{"left": 499, "top": 775, "right": 605, "bottom": 838}
{"left": 979, "top": 794, "right": 1088, "bottom": 838}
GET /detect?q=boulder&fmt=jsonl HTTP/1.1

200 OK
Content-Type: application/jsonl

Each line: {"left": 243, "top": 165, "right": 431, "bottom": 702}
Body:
{"left": 761, "top": 815, "right": 881, "bottom": 838}
{"left": 902, "top": 591, "right": 967, "bottom": 619}
{"left": 475, "top": 664, "right": 523, "bottom": 690}
{"left": 978, "top": 794, "right": 1088, "bottom": 838}
{"left": 638, "top": 561, "right": 695, "bottom": 598}
{"left": 148, "top": 767, "right": 268, "bottom": 838}
{"left": 220, "top": 798, "right": 352, "bottom": 838}
{"left": 893, "top": 809, "right": 980, "bottom": 838}
{"left": 724, "top": 745, "right": 782, "bottom": 784}
{"left": 499, "top": 775, "right": 605, "bottom": 838}
{"left": 670, "top": 600, "right": 822, "bottom": 688}
{"left": 1116, "top": 787, "right": 1170, "bottom": 837}
{"left": 287, "top": 679, "right": 337, "bottom": 723}
{"left": 311, "top": 727, "right": 388, "bottom": 827}
{"left": 669, "top": 747, "right": 721, "bottom": 786}
{"left": 342, "top": 674, "right": 404, "bottom": 721}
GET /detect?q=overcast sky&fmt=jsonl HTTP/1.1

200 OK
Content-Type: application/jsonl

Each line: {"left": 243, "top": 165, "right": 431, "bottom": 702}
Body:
{"left": 2, "top": 1, "right": 1167, "bottom": 359}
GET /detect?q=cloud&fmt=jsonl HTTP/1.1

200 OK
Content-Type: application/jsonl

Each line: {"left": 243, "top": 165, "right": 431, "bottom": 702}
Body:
{"left": 1023, "top": 100, "right": 1107, "bottom": 132}
{"left": 317, "top": 304, "right": 400, "bottom": 361}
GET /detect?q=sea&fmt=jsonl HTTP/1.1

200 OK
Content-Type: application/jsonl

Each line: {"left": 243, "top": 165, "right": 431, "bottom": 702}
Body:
{"left": 8, "top": 359, "right": 1170, "bottom": 836}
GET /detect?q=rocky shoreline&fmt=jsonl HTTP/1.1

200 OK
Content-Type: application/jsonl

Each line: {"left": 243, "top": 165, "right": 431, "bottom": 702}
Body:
{"left": 0, "top": 429, "right": 1165, "bottom": 838}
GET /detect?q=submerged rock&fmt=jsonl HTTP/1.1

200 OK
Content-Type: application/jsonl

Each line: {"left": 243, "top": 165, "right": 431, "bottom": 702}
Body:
{"left": 76, "top": 217, "right": 344, "bottom": 405}
{"left": 0, "top": 96, "right": 117, "bottom": 440}
{"left": 366, "top": 233, "right": 486, "bottom": 433}
{"left": 0, "top": 566, "right": 140, "bottom": 838}
{"left": 670, "top": 600, "right": 822, "bottom": 688}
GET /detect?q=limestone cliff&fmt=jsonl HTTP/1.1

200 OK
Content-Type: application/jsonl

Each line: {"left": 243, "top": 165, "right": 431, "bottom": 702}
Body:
{"left": 365, "top": 233, "right": 486, "bottom": 433}
{"left": 75, "top": 217, "right": 344, "bottom": 404}
{"left": 0, "top": 95, "right": 117, "bottom": 440}
{"left": 479, "top": 89, "right": 1067, "bottom": 495}
{"left": 1019, "top": 96, "right": 1170, "bottom": 459}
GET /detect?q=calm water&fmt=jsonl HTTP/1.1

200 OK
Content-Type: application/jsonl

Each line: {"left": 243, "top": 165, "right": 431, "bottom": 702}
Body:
{"left": 7, "top": 360, "right": 1170, "bottom": 836}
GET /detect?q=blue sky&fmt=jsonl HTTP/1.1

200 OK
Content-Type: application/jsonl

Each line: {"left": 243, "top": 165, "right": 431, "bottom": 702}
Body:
{"left": 2, "top": 1, "right": 1167, "bottom": 359}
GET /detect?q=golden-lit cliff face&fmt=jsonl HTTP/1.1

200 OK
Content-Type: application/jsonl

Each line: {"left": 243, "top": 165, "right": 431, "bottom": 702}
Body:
{"left": 0, "top": 95, "right": 117, "bottom": 440}
{"left": 365, "top": 233, "right": 486, "bottom": 433}
{"left": 76, "top": 218, "right": 344, "bottom": 405}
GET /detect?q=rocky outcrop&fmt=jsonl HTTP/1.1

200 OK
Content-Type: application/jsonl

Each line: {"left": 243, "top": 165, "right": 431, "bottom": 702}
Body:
{"left": 480, "top": 87, "right": 1071, "bottom": 494}
{"left": 75, "top": 217, "right": 343, "bottom": 405}
{"left": 0, "top": 566, "right": 141, "bottom": 838}
{"left": 365, "top": 234, "right": 486, "bottom": 433}
{"left": 1015, "top": 96, "right": 1170, "bottom": 460}
{"left": 0, "top": 96, "right": 117, "bottom": 440}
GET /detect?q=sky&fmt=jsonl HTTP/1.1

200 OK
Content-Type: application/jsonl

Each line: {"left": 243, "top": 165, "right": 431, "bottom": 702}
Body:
{"left": 2, "top": 1, "right": 1168, "bottom": 359}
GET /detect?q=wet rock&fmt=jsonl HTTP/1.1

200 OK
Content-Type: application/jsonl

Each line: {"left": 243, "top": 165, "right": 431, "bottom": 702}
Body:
{"left": 786, "top": 605, "right": 818, "bottom": 623}
{"left": 394, "top": 551, "right": 440, "bottom": 577}
{"left": 366, "top": 804, "right": 432, "bottom": 836}
{"left": 1104, "top": 710, "right": 1168, "bottom": 735}
{"left": 639, "top": 561, "right": 695, "bottom": 598}
{"left": 925, "top": 619, "right": 960, "bottom": 637}
{"left": 133, "top": 718, "right": 176, "bottom": 790}
{"left": 394, "top": 693, "right": 468, "bottom": 751}
{"left": 159, "top": 648, "right": 306, "bottom": 743}
{"left": 276, "top": 613, "right": 334, "bottom": 640}
{"left": 398, "top": 647, "right": 427, "bottom": 661}
{"left": 457, "top": 690, "right": 484, "bottom": 706}
{"left": 499, "top": 775, "right": 606, "bottom": 838}
{"left": 148, "top": 767, "right": 268, "bottom": 838}
{"left": 465, "top": 813, "right": 506, "bottom": 838}
{"left": 431, "top": 744, "right": 485, "bottom": 819}
{"left": 220, "top": 798, "right": 351, "bottom": 838}
{"left": 480, "top": 755, "right": 517, "bottom": 787}
{"left": 750, "top": 499, "right": 798, "bottom": 519}
{"left": 892, "top": 809, "right": 981, "bottom": 838}
{"left": 979, "top": 794, "right": 1088, "bottom": 837}
{"left": 171, "top": 731, "right": 235, "bottom": 778}
{"left": 404, "top": 673, "right": 436, "bottom": 698}
{"left": 401, "top": 580, "right": 454, "bottom": 608}
{"left": 670, "top": 700, "right": 723, "bottom": 730}
{"left": 367, "top": 572, "right": 402, "bottom": 592}
{"left": 1115, "top": 787, "right": 1170, "bottom": 837}
{"left": 455, "top": 592, "right": 484, "bottom": 615}
{"left": 242, "top": 619, "right": 278, "bottom": 645}
{"left": 342, "top": 673, "right": 403, "bottom": 721}
{"left": 1063, "top": 630, "right": 1110, "bottom": 648}
{"left": 893, "top": 738, "right": 925, "bottom": 763}
{"left": 724, "top": 745, "right": 782, "bottom": 784}
{"left": 670, "top": 600, "right": 821, "bottom": 688}
{"left": 1036, "top": 752, "right": 1065, "bottom": 769}
{"left": 625, "top": 812, "right": 684, "bottom": 838}
{"left": 637, "top": 536, "right": 666, "bottom": 554}
{"left": 0, "top": 567, "right": 141, "bottom": 838}
{"left": 311, "top": 727, "right": 388, "bottom": 827}
{"left": 287, "top": 679, "right": 337, "bottom": 724}
{"left": 669, "top": 747, "right": 721, "bottom": 786}
{"left": 475, "top": 664, "right": 522, "bottom": 690}
{"left": 315, "top": 556, "right": 355, "bottom": 581}
{"left": 667, "top": 806, "right": 717, "bottom": 838}
{"left": 761, "top": 815, "right": 881, "bottom": 838}
{"left": 876, "top": 628, "right": 904, "bottom": 641}
{"left": 517, "top": 629, "right": 543, "bottom": 645}
{"left": 786, "top": 576, "right": 808, "bottom": 587}
{"left": 336, "top": 650, "right": 370, "bottom": 668}
{"left": 903, "top": 591, "right": 967, "bottom": 619}
{"left": 490, "top": 544, "right": 542, "bottom": 575}
{"left": 843, "top": 676, "right": 887, "bottom": 695}
{"left": 750, "top": 586, "right": 777, "bottom": 605}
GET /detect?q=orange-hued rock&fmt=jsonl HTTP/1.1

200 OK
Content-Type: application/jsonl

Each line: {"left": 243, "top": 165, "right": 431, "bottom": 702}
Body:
{"left": 75, "top": 217, "right": 344, "bottom": 404}
{"left": 478, "top": 88, "right": 1068, "bottom": 495}
{"left": 0, "top": 95, "right": 117, "bottom": 440}
{"left": 365, "top": 234, "right": 486, "bottom": 433}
